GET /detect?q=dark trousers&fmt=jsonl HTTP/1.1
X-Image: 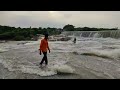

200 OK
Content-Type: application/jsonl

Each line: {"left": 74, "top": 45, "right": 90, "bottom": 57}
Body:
{"left": 40, "top": 52, "right": 48, "bottom": 65}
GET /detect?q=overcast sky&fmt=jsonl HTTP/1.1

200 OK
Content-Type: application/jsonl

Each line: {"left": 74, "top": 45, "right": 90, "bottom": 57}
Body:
{"left": 0, "top": 11, "right": 120, "bottom": 28}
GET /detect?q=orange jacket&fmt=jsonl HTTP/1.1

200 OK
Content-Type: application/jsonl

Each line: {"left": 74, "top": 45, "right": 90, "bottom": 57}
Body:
{"left": 39, "top": 38, "right": 49, "bottom": 52}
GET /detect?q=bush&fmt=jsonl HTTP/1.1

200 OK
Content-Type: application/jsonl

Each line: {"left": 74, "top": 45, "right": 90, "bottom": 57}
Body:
{"left": 13, "top": 36, "right": 25, "bottom": 41}
{"left": 0, "top": 32, "right": 15, "bottom": 40}
{"left": 25, "top": 37, "right": 31, "bottom": 40}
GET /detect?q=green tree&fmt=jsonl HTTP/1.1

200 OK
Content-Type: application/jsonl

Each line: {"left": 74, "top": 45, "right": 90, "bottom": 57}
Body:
{"left": 63, "top": 24, "right": 75, "bottom": 31}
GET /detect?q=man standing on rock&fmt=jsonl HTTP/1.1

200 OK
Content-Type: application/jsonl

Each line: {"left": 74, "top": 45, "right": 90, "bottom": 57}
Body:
{"left": 39, "top": 34, "right": 50, "bottom": 67}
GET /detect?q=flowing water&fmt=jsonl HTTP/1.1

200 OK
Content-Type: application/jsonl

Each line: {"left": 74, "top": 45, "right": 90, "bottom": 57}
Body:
{"left": 1, "top": 30, "right": 120, "bottom": 79}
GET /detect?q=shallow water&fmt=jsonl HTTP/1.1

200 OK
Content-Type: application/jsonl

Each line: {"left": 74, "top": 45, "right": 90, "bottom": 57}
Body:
{"left": 1, "top": 37, "right": 120, "bottom": 79}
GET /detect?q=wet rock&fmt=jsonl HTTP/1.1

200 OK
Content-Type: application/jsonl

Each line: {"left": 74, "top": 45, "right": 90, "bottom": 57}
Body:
{"left": 49, "top": 35, "right": 71, "bottom": 41}
{"left": 0, "top": 40, "right": 6, "bottom": 43}
{"left": 57, "top": 37, "right": 71, "bottom": 41}
{"left": 17, "top": 42, "right": 29, "bottom": 45}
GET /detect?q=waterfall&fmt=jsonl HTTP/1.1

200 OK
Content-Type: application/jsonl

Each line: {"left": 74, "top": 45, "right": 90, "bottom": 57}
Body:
{"left": 62, "top": 30, "right": 120, "bottom": 39}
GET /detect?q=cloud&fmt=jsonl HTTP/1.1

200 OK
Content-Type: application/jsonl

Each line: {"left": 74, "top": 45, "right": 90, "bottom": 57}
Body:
{"left": 0, "top": 11, "right": 120, "bottom": 28}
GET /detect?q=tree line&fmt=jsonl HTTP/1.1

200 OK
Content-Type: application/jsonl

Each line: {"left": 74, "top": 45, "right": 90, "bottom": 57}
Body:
{"left": 0, "top": 24, "right": 119, "bottom": 41}
{"left": 63, "top": 24, "right": 119, "bottom": 31}
{"left": 0, "top": 25, "right": 62, "bottom": 40}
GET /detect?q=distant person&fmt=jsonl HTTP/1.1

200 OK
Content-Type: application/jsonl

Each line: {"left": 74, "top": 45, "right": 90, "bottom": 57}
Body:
{"left": 39, "top": 34, "right": 50, "bottom": 67}
{"left": 73, "top": 37, "right": 76, "bottom": 43}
